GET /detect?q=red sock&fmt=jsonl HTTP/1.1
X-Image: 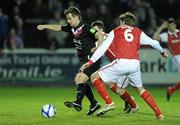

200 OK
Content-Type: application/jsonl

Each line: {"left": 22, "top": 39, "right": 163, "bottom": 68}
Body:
{"left": 141, "top": 90, "right": 162, "bottom": 117}
{"left": 120, "top": 90, "right": 136, "bottom": 108}
{"left": 171, "top": 82, "right": 180, "bottom": 93}
{"left": 93, "top": 79, "right": 112, "bottom": 104}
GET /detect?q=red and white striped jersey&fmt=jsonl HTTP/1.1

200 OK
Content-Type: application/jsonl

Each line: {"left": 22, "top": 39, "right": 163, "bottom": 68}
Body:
{"left": 160, "top": 30, "right": 180, "bottom": 55}
{"left": 90, "top": 25, "right": 164, "bottom": 63}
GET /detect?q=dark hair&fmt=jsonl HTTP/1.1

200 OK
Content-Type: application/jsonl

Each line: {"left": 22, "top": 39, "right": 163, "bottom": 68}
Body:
{"left": 91, "top": 20, "right": 105, "bottom": 31}
{"left": 168, "top": 18, "right": 175, "bottom": 24}
{"left": 64, "top": 6, "right": 81, "bottom": 19}
{"left": 119, "top": 12, "right": 136, "bottom": 25}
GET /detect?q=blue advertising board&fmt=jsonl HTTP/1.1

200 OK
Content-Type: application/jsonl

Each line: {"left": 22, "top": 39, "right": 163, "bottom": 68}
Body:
{"left": 0, "top": 49, "right": 80, "bottom": 86}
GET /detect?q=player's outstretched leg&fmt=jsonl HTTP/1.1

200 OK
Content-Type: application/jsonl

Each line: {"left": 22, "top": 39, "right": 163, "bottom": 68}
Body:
{"left": 92, "top": 79, "right": 115, "bottom": 116}
{"left": 167, "top": 82, "right": 180, "bottom": 101}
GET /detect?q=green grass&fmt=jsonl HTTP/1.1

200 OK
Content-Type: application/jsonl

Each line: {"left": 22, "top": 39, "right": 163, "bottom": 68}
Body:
{"left": 0, "top": 87, "right": 179, "bottom": 125}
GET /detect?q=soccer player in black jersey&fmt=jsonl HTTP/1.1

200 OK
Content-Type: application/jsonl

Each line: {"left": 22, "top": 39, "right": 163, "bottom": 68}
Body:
{"left": 37, "top": 6, "right": 106, "bottom": 115}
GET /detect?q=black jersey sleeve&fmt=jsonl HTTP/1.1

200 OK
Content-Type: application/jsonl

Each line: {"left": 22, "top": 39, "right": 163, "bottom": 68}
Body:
{"left": 61, "top": 24, "right": 71, "bottom": 32}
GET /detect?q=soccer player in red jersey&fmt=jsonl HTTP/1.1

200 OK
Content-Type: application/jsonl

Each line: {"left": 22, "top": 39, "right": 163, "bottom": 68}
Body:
{"left": 91, "top": 20, "right": 138, "bottom": 113}
{"left": 153, "top": 18, "right": 180, "bottom": 101}
{"left": 81, "top": 12, "right": 168, "bottom": 119}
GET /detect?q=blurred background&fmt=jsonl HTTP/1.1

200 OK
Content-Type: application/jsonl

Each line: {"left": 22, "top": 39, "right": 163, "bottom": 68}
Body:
{"left": 0, "top": 0, "right": 179, "bottom": 86}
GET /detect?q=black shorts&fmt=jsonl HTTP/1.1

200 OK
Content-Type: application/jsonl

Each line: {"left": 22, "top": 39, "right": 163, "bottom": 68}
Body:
{"left": 79, "top": 59, "right": 101, "bottom": 78}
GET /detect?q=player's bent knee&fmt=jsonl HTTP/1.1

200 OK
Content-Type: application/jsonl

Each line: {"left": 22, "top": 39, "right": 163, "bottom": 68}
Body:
{"left": 75, "top": 72, "right": 89, "bottom": 84}
{"left": 90, "top": 71, "right": 100, "bottom": 82}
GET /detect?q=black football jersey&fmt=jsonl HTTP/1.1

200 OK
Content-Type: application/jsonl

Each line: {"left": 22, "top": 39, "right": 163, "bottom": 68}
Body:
{"left": 61, "top": 22, "right": 98, "bottom": 63}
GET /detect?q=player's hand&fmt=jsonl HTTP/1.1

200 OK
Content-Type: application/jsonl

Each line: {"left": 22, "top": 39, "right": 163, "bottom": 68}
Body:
{"left": 80, "top": 62, "right": 91, "bottom": 72}
{"left": 37, "top": 25, "right": 45, "bottom": 30}
{"left": 161, "top": 50, "right": 168, "bottom": 59}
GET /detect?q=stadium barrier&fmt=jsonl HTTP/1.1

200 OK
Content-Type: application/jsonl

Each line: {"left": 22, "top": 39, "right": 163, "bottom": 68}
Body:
{"left": 0, "top": 49, "right": 179, "bottom": 86}
{"left": 140, "top": 49, "right": 179, "bottom": 85}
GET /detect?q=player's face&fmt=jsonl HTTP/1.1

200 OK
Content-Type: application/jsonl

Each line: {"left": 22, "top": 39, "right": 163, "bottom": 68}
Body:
{"left": 168, "top": 23, "right": 176, "bottom": 31}
{"left": 66, "top": 13, "right": 80, "bottom": 27}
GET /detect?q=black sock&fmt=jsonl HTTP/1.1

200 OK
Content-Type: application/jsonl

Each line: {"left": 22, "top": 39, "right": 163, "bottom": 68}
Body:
{"left": 85, "top": 84, "right": 97, "bottom": 106}
{"left": 75, "top": 83, "right": 86, "bottom": 105}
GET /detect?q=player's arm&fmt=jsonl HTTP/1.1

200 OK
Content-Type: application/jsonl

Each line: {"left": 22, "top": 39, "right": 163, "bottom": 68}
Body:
{"left": 153, "top": 21, "right": 168, "bottom": 41}
{"left": 89, "top": 30, "right": 114, "bottom": 64}
{"left": 140, "top": 32, "right": 168, "bottom": 58}
{"left": 37, "top": 24, "right": 62, "bottom": 31}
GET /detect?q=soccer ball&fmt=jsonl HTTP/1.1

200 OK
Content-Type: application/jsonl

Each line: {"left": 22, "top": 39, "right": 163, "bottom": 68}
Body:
{"left": 41, "top": 104, "right": 56, "bottom": 118}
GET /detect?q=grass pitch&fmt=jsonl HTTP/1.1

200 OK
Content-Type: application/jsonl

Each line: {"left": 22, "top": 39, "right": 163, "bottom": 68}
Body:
{"left": 0, "top": 87, "right": 179, "bottom": 125}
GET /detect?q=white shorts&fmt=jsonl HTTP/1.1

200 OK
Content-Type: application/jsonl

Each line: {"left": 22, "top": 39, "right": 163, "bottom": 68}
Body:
{"left": 98, "top": 59, "right": 142, "bottom": 88}
{"left": 173, "top": 55, "right": 180, "bottom": 70}
{"left": 100, "top": 56, "right": 129, "bottom": 88}
{"left": 108, "top": 76, "right": 129, "bottom": 88}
